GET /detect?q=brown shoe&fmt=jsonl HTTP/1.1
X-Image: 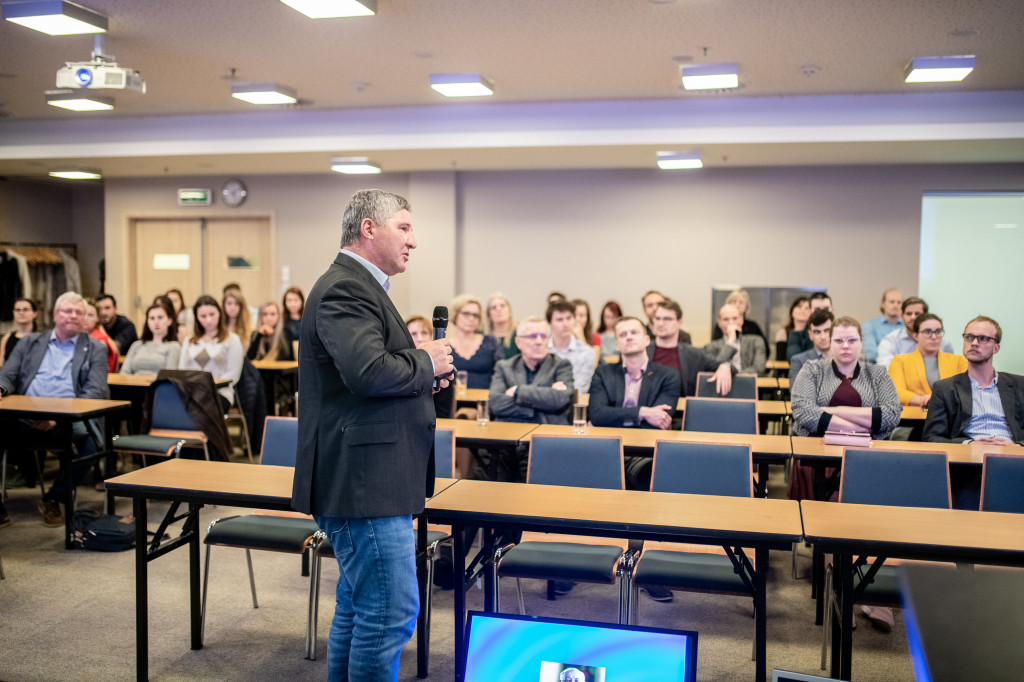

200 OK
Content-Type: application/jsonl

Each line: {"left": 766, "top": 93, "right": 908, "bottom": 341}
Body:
{"left": 39, "top": 499, "right": 64, "bottom": 527}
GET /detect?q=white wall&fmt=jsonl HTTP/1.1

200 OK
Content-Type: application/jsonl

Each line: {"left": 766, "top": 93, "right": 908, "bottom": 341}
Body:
{"left": 102, "top": 163, "right": 1024, "bottom": 340}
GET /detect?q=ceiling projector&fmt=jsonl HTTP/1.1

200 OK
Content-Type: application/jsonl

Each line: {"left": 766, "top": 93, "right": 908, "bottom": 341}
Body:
{"left": 56, "top": 60, "right": 146, "bottom": 93}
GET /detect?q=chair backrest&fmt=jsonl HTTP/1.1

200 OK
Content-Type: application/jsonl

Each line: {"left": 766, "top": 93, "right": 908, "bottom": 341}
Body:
{"left": 527, "top": 435, "right": 624, "bottom": 490}
{"left": 695, "top": 372, "right": 758, "bottom": 400}
{"left": 650, "top": 440, "right": 754, "bottom": 497}
{"left": 682, "top": 397, "right": 758, "bottom": 434}
{"left": 980, "top": 452, "right": 1024, "bottom": 513}
{"left": 434, "top": 428, "right": 455, "bottom": 479}
{"left": 151, "top": 380, "right": 201, "bottom": 432}
{"left": 260, "top": 417, "right": 299, "bottom": 467}
{"left": 839, "top": 448, "right": 951, "bottom": 509}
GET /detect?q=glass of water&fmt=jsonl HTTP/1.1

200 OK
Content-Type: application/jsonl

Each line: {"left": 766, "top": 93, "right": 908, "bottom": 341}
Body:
{"left": 476, "top": 398, "right": 489, "bottom": 426}
{"left": 456, "top": 370, "right": 468, "bottom": 397}
{"left": 573, "top": 404, "right": 587, "bottom": 434}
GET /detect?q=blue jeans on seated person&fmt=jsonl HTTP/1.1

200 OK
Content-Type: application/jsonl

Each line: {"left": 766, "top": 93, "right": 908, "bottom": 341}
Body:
{"left": 313, "top": 514, "right": 419, "bottom": 682}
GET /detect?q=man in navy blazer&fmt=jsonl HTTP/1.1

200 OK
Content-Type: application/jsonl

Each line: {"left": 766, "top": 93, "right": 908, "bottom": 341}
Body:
{"left": 0, "top": 291, "right": 108, "bottom": 527}
{"left": 291, "top": 189, "right": 454, "bottom": 680}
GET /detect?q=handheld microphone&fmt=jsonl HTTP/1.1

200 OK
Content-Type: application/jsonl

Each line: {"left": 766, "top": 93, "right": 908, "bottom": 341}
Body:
{"left": 432, "top": 306, "right": 453, "bottom": 390}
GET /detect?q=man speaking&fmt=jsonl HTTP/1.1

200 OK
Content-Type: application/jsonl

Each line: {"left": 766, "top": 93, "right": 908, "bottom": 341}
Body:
{"left": 292, "top": 189, "right": 454, "bottom": 680}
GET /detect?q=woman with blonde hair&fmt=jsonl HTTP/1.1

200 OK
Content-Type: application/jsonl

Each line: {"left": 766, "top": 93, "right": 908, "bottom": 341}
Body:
{"left": 247, "top": 300, "right": 294, "bottom": 362}
{"left": 485, "top": 293, "right": 520, "bottom": 359}
{"left": 222, "top": 290, "right": 251, "bottom": 346}
{"left": 450, "top": 294, "right": 503, "bottom": 389}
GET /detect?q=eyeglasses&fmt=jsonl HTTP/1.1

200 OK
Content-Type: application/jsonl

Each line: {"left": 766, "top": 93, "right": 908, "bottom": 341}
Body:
{"left": 963, "top": 333, "right": 997, "bottom": 344}
{"left": 917, "top": 329, "right": 944, "bottom": 338}
{"left": 459, "top": 311, "right": 480, "bottom": 319}
{"left": 831, "top": 337, "right": 860, "bottom": 347}
{"left": 522, "top": 332, "right": 549, "bottom": 340}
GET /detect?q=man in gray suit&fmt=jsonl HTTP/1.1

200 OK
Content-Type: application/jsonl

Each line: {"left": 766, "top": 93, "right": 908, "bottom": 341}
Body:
{"left": 291, "top": 189, "right": 454, "bottom": 680}
{"left": 704, "top": 303, "right": 767, "bottom": 376}
{"left": 0, "top": 291, "right": 108, "bottom": 528}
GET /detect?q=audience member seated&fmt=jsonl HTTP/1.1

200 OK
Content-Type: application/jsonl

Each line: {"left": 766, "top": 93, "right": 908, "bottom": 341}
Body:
{"left": 450, "top": 294, "right": 503, "bottom": 389}
{"left": 875, "top": 296, "right": 954, "bottom": 370}
{"left": 888, "top": 313, "right": 966, "bottom": 407}
{"left": 222, "top": 289, "right": 251, "bottom": 349}
{"left": 178, "top": 295, "right": 244, "bottom": 413}
{"left": 789, "top": 315, "right": 902, "bottom": 501}
{"left": 96, "top": 293, "right": 138, "bottom": 354}
{"left": 704, "top": 303, "right": 767, "bottom": 376}
{"left": 775, "top": 296, "right": 809, "bottom": 362}
{"left": 711, "top": 289, "right": 767, "bottom": 349}
{"left": 596, "top": 299, "right": 622, "bottom": 356}
{"left": 547, "top": 300, "right": 595, "bottom": 394}
{"left": 641, "top": 290, "right": 691, "bottom": 344}
{"left": 489, "top": 317, "right": 574, "bottom": 480}
{"left": 546, "top": 291, "right": 567, "bottom": 306}
{"left": 282, "top": 286, "right": 305, "bottom": 344}
{"left": 120, "top": 303, "right": 182, "bottom": 375}
{"left": 862, "top": 288, "right": 903, "bottom": 363}
{"left": 571, "top": 298, "right": 601, "bottom": 347}
{"left": 83, "top": 298, "right": 118, "bottom": 372}
{"left": 0, "top": 297, "right": 38, "bottom": 368}
{"left": 787, "top": 291, "right": 832, "bottom": 360}
{"left": 486, "top": 293, "right": 520, "bottom": 359}
{"left": 247, "top": 301, "right": 294, "bottom": 362}
{"left": 648, "top": 298, "right": 733, "bottom": 396}
{"left": 0, "top": 291, "right": 109, "bottom": 528}
{"left": 789, "top": 310, "right": 834, "bottom": 384}
{"left": 165, "top": 288, "right": 194, "bottom": 343}
{"left": 589, "top": 316, "right": 680, "bottom": 490}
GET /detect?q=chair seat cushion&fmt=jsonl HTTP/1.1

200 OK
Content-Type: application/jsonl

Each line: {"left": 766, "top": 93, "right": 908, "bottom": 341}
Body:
{"left": 315, "top": 529, "right": 450, "bottom": 557}
{"left": 205, "top": 515, "right": 318, "bottom": 553}
{"left": 498, "top": 541, "right": 624, "bottom": 584}
{"left": 633, "top": 550, "right": 747, "bottom": 594}
{"left": 112, "top": 434, "right": 191, "bottom": 455}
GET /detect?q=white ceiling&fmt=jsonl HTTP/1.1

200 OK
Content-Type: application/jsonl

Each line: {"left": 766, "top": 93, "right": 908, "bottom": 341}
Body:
{"left": 1, "top": 0, "right": 1023, "bottom": 178}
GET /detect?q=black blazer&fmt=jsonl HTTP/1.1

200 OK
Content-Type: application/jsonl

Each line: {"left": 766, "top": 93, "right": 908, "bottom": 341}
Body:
{"left": 292, "top": 253, "right": 436, "bottom": 517}
{"left": 646, "top": 342, "right": 734, "bottom": 397}
{"left": 923, "top": 371, "right": 1024, "bottom": 444}
{"left": 588, "top": 361, "right": 680, "bottom": 428}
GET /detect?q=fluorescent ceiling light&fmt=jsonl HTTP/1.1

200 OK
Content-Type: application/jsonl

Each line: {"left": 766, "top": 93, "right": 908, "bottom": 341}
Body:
{"left": 280, "top": 0, "right": 375, "bottom": 18}
{"left": 330, "top": 157, "right": 381, "bottom": 174}
{"left": 905, "top": 55, "right": 975, "bottom": 83}
{"left": 657, "top": 152, "right": 703, "bottom": 170}
{"left": 680, "top": 63, "right": 739, "bottom": 90}
{"left": 46, "top": 89, "right": 113, "bottom": 111}
{"left": 49, "top": 168, "right": 102, "bottom": 179}
{"left": 3, "top": 0, "right": 107, "bottom": 35}
{"left": 231, "top": 82, "right": 298, "bottom": 105}
{"left": 430, "top": 73, "right": 494, "bottom": 98}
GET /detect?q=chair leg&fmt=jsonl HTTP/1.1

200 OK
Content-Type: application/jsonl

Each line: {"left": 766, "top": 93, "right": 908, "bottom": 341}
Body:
{"left": 245, "top": 549, "right": 259, "bottom": 608}
{"left": 201, "top": 543, "right": 212, "bottom": 645}
{"left": 515, "top": 578, "right": 525, "bottom": 615}
{"left": 792, "top": 542, "right": 800, "bottom": 580}
{"left": 306, "top": 551, "right": 322, "bottom": 660}
{"left": 0, "top": 550, "right": 6, "bottom": 580}
{"left": 630, "top": 583, "right": 641, "bottom": 624}
{"left": 2, "top": 450, "right": 7, "bottom": 502}
{"left": 821, "top": 564, "right": 833, "bottom": 670}
{"left": 423, "top": 542, "right": 438, "bottom": 654}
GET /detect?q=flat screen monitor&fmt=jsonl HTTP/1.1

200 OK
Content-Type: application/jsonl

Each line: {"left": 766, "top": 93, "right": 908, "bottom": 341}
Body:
{"left": 461, "top": 610, "right": 698, "bottom": 681}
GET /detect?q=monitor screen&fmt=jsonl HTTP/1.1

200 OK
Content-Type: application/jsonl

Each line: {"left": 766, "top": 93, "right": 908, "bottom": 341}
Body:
{"left": 462, "top": 611, "right": 698, "bottom": 682}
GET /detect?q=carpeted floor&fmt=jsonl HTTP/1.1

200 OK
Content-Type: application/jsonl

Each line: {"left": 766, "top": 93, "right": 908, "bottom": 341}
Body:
{"left": 0, "top": 462, "right": 917, "bottom": 681}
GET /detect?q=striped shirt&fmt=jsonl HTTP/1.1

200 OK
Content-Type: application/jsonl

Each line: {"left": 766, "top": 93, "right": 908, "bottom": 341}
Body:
{"left": 965, "top": 372, "right": 1015, "bottom": 442}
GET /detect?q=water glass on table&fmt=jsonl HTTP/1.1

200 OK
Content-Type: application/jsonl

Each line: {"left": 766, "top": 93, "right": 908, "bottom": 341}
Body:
{"left": 573, "top": 404, "right": 587, "bottom": 434}
{"left": 456, "top": 370, "right": 468, "bottom": 397}
{"left": 476, "top": 398, "right": 489, "bottom": 426}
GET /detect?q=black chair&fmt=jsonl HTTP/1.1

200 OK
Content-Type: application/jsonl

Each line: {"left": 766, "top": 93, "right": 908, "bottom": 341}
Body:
{"left": 980, "top": 452, "right": 1024, "bottom": 513}
{"left": 695, "top": 371, "right": 758, "bottom": 400}
{"left": 112, "top": 380, "right": 211, "bottom": 463}
{"left": 683, "top": 397, "right": 758, "bottom": 434}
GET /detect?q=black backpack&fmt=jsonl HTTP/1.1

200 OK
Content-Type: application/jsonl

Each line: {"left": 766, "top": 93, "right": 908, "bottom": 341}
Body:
{"left": 70, "top": 509, "right": 136, "bottom": 552}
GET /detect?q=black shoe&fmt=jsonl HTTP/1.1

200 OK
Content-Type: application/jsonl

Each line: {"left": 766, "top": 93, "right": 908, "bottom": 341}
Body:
{"left": 641, "top": 586, "right": 674, "bottom": 603}
{"left": 0, "top": 508, "right": 10, "bottom": 529}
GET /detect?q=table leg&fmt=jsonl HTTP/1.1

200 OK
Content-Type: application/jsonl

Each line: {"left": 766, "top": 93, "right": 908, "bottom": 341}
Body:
{"left": 104, "top": 417, "right": 116, "bottom": 515}
{"left": 754, "top": 547, "right": 768, "bottom": 682}
{"left": 839, "top": 553, "right": 854, "bottom": 680}
{"left": 415, "top": 519, "right": 428, "bottom": 679}
{"left": 188, "top": 503, "right": 202, "bottom": 650}
{"left": 59, "top": 422, "right": 75, "bottom": 549}
{"left": 134, "top": 497, "right": 148, "bottom": 682}
{"left": 453, "top": 522, "right": 467, "bottom": 682}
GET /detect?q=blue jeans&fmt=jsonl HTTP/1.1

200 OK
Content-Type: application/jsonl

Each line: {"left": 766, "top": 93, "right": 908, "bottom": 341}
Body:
{"left": 313, "top": 515, "right": 419, "bottom": 682}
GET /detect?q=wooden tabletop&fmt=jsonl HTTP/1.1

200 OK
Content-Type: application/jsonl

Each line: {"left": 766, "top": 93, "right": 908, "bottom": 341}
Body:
{"left": 0, "top": 394, "right": 132, "bottom": 419}
{"left": 801, "top": 499, "right": 1024, "bottom": 560}
{"left": 756, "top": 377, "right": 779, "bottom": 389}
{"left": 435, "top": 418, "right": 538, "bottom": 444}
{"left": 460, "top": 390, "right": 790, "bottom": 416}
{"left": 109, "top": 374, "right": 231, "bottom": 388}
{"left": 428, "top": 479, "right": 803, "bottom": 544}
{"left": 457, "top": 387, "right": 489, "bottom": 403}
{"left": 790, "top": 435, "right": 1024, "bottom": 465}
{"left": 251, "top": 360, "right": 298, "bottom": 371}
{"left": 766, "top": 360, "right": 789, "bottom": 370}
{"left": 525, "top": 423, "right": 793, "bottom": 457}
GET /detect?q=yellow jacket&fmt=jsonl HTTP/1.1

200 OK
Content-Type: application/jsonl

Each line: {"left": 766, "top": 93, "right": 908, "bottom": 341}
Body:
{"left": 888, "top": 350, "right": 967, "bottom": 406}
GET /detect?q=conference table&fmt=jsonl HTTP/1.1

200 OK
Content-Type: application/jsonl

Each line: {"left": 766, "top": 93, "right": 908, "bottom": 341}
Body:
{"left": 427, "top": 478, "right": 803, "bottom": 682}
{"left": 0, "top": 395, "right": 130, "bottom": 548}
{"left": 105, "top": 458, "right": 454, "bottom": 681}
{"left": 801, "top": 499, "right": 1024, "bottom": 680}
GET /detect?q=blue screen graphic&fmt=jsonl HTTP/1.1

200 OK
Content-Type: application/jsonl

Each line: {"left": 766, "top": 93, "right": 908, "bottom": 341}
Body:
{"left": 463, "top": 612, "right": 697, "bottom": 681}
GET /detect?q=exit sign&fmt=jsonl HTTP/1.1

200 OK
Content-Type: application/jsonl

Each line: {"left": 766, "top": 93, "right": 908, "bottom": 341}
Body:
{"left": 177, "top": 188, "right": 212, "bottom": 206}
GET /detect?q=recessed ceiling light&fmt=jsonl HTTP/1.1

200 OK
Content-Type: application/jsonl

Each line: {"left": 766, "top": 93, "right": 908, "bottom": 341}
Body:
{"left": 231, "top": 82, "right": 298, "bottom": 105}
{"left": 46, "top": 89, "right": 113, "bottom": 111}
{"left": 3, "top": 0, "right": 107, "bottom": 35}
{"left": 680, "top": 63, "right": 739, "bottom": 90}
{"left": 330, "top": 157, "right": 382, "bottom": 174}
{"left": 656, "top": 152, "right": 703, "bottom": 170}
{"left": 49, "top": 168, "right": 102, "bottom": 179}
{"left": 905, "top": 55, "right": 975, "bottom": 83}
{"left": 430, "top": 73, "right": 494, "bottom": 98}
{"left": 280, "top": 0, "right": 375, "bottom": 18}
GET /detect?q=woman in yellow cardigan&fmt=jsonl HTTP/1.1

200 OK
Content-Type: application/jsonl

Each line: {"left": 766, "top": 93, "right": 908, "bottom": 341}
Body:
{"left": 888, "top": 313, "right": 967, "bottom": 406}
